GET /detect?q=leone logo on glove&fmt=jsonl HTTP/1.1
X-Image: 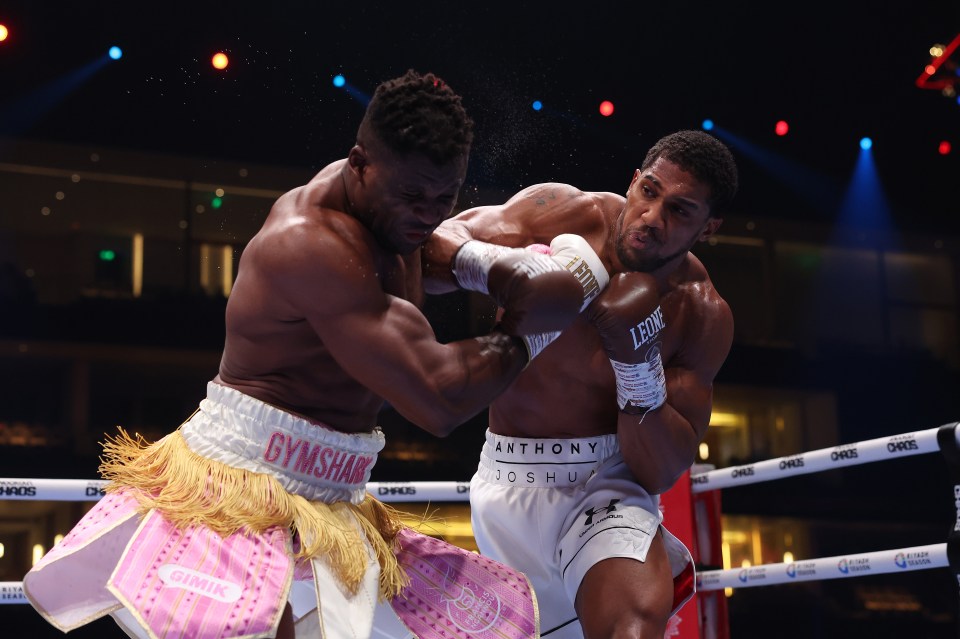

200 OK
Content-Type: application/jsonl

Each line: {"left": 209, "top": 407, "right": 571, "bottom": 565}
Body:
{"left": 629, "top": 306, "right": 665, "bottom": 350}
{"left": 561, "top": 254, "right": 603, "bottom": 306}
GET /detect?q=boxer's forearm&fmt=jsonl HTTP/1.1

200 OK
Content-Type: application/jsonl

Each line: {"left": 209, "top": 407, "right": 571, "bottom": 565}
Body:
{"left": 416, "top": 331, "right": 527, "bottom": 435}
{"left": 617, "top": 401, "right": 704, "bottom": 495}
{"left": 422, "top": 222, "right": 473, "bottom": 294}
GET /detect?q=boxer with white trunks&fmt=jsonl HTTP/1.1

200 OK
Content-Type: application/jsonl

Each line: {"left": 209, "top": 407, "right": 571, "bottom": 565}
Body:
{"left": 22, "top": 70, "right": 588, "bottom": 639}
{"left": 424, "top": 130, "right": 739, "bottom": 638}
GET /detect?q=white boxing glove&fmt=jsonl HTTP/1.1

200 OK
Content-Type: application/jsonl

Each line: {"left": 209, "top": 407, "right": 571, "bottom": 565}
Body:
{"left": 453, "top": 239, "right": 585, "bottom": 337}
{"left": 519, "top": 234, "right": 610, "bottom": 362}
{"left": 546, "top": 233, "right": 610, "bottom": 311}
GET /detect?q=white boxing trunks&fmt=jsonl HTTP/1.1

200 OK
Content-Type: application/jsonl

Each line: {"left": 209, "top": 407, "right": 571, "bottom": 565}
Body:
{"left": 470, "top": 430, "right": 694, "bottom": 638}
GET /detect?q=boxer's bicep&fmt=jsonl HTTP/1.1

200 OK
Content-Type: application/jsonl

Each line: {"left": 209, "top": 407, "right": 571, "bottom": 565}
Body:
{"left": 312, "top": 290, "right": 448, "bottom": 402}
{"left": 460, "top": 183, "right": 600, "bottom": 246}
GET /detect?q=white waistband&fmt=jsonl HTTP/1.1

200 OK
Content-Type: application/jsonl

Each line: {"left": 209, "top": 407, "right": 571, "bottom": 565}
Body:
{"left": 179, "top": 382, "right": 385, "bottom": 504}
{"left": 476, "top": 430, "right": 619, "bottom": 487}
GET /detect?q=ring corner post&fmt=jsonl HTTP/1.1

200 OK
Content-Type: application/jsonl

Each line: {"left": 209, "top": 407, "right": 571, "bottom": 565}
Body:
{"left": 661, "top": 464, "right": 729, "bottom": 639}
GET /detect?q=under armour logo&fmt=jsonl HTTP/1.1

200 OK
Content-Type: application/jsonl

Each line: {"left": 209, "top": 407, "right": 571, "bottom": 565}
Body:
{"left": 583, "top": 499, "right": 621, "bottom": 526}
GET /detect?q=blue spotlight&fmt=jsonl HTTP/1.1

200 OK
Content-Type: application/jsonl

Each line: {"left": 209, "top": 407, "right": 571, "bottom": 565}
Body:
{"left": 702, "top": 119, "right": 714, "bottom": 131}
{"left": 711, "top": 126, "right": 842, "bottom": 211}
{"left": 859, "top": 137, "right": 872, "bottom": 151}
{"left": 531, "top": 100, "right": 543, "bottom": 111}
{"left": 330, "top": 73, "right": 371, "bottom": 107}
{"left": 0, "top": 55, "right": 112, "bottom": 136}
{"left": 836, "top": 138, "right": 893, "bottom": 233}
{"left": 108, "top": 46, "right": 122, "bottom": 60}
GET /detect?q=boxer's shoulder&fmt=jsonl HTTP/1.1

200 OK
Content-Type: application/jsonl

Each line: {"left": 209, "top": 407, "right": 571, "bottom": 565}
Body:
{"left": 660, "top": 257, "right": 732, "bottom": 368}
{"left": 509, "top": 183, "right": 606, "bottom": 218}
{"left": 671, "top": 253, "right": 727, "bottom": 309}
{"left": 499, "top": 183, "right": 612, "bottom": 248}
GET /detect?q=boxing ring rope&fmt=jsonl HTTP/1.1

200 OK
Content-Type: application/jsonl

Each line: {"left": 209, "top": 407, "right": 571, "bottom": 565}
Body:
{"left": 0, "top": 480, "right": 473, "bottom": 504}
{"left": 688, "top": 424, "right": 950, "bottom": 492}
{"left": 1, "top": 422, "right": 957, "bottom": 605}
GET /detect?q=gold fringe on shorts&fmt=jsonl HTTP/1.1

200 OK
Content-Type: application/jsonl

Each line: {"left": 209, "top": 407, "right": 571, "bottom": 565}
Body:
{"left": 99, "top": 428, "right": 409, "bottom": 599}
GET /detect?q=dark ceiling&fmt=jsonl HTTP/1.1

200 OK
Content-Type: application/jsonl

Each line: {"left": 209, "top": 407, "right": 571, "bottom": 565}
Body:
{"left": 2, "top": 1, "right": 959, "bottom": 233}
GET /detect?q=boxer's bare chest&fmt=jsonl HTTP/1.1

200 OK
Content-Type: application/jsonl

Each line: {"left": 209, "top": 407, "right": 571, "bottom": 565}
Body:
{"left": 490, "top": 283, "right": 691, "bottom": 438}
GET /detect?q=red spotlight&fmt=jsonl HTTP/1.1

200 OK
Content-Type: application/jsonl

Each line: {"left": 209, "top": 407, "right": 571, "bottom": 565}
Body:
{"left": 939, "top": 140, "right": 952, "bottom": 155}
{"left": 775, "top": 120, "right": 789, "bottom": 136}
{"left": 0, "top": 24, "right": 9, "bottom": 43}
{"left": 599, "top": 100, "right": 615, "bottom": 117}
{"left": 212, "top": 52, "right": 229, "bottom": 70}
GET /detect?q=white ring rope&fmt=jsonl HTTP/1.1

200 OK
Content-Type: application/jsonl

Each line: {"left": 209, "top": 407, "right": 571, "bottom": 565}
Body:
{"left": 696, "top": 543, "right": 947, "bottom": 591}
{"left": 0, "top": 480, "right": 472, "bottom": 503}
{"left": 2, "top": 423, "right": 954, "bottom": 501}
{"left": 691, "top": 423, "right": 957, "bottom": 493}
{"left": 1, "top": 542, "right": 948, "bottom": 604}
{"left": 1, "top": 422, "right": 955, "bottom": 604}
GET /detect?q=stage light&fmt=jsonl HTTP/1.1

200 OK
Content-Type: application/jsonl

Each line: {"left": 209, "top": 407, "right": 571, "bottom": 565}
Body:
{"left": 940, "top": 141, "right": 952, "bottom": 155}
{"left": 0, "top": 24, "right": 8, "bottom": 42}
{"left": 702, "top": 119, "right": 714, "bottom": 131}
{"left": 98, "top": 250, "right": 116, "bottom": 262}
{"left": 599, "top": 100, "right": 614, "bottom": 117}
{"left": 212, "top": 52, "right": 229, "bottom": 70}
{"left": 916, "top": 34, "right": 960, "bottom": 100}
{"left": 211, "top": 196, "right": 223, "bottom": 209}
{"left": 838, "top": 134, "right": 893, "bottom": 235}
{"left": 329, "top": 73, "right": 371, "bottom": 105}
{"left": 531, "top": 100, "right": 543, "bottom": 111}
{"left": 775, "top": 120, "right": 789, "bottom": 136}
{"left": 108, "top": 46, "right": 122, "bottom": 60}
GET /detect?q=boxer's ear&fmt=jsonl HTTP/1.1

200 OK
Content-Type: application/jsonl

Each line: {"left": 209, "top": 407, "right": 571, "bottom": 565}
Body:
{"left": 347, "top": 145, "right": 368, "bottom": 180}
{"left": 699, "top": 216, "right": 723, "bottom": 242}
